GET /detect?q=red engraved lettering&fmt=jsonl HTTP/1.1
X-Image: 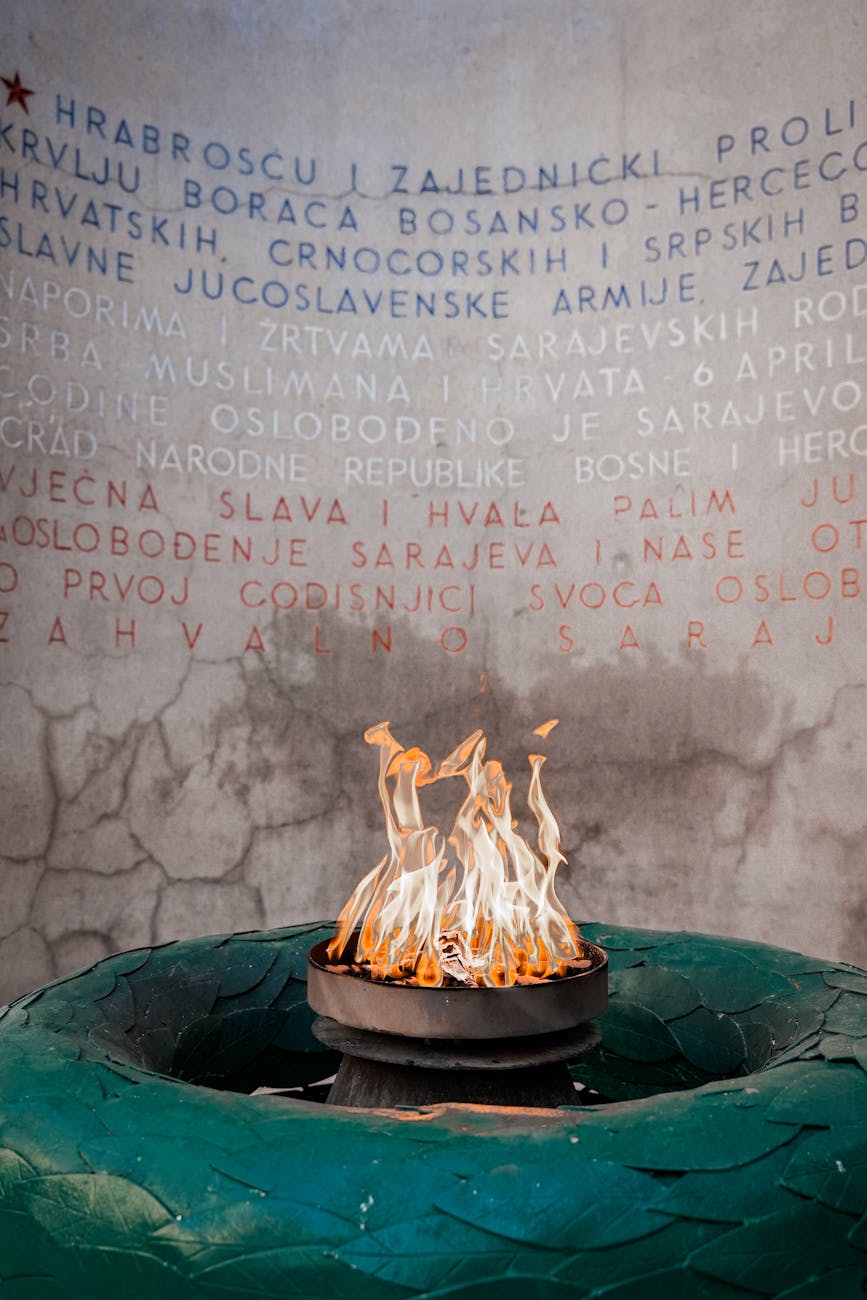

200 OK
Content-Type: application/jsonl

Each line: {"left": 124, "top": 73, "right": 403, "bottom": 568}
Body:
{"left": 441, "top": 626, "right": 467, "bottom": 653}
{"left": 811, "top": 522, "right": 839, "bottom": 553}
{"left": 245, "top": 625, "right": 266, "bottom": 653}
{"left": 115, "top": 617, "right": 136, "bottom": 648}
{"left": 313, "top": 624, "right": 333, "bottom": 655}
{"left": 803, "top": 571, "right": 832, "bottom": 600}
{"left": 687, "top": 620, "right": 708, "bottom": 648}
{"left": 842, "top": 567, "right": 861, "bottom": 598}
{"left": 63, "top": 569, "right": 83, "bottom": 597}
{"left": 48, "top": 616, "right": 67, "bottom": 645}
{"left": 182, "top": 621, "right": 204, "bottom": 649}
{"left": 73, "top": 474, "right": 96, "bottom": 506}
{"left": 372, "top": 627, "right": 392, "bottom": 654}
{"left": 240, "top": 581, "right": 265, "bottom": 608}
{"left": 751, "top": 619, "right": 774, "bottom": 648}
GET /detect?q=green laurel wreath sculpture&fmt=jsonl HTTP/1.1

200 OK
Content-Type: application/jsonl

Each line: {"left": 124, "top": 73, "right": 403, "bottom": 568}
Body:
{"left": 1, "top": 921, "right": 866, "bottom": 1299}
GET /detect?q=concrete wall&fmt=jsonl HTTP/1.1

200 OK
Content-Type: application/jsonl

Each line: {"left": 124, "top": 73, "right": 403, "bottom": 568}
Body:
{"left": 1, "top": 0, "right": 865, "bottom": 1002}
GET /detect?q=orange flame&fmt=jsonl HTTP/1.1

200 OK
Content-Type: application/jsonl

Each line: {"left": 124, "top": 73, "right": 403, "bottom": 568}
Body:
{"left": 328, "top": 722, "right": 581, "bottom": 987}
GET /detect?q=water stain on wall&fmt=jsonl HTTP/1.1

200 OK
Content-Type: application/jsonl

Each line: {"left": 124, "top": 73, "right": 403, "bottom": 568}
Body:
{"left": 3, "top": 611, "right": 862, "bottom": 1004}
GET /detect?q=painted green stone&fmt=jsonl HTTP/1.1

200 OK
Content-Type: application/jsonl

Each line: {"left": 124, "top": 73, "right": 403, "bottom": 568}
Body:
{"left": 0, "top": 922, "right": 865, "bottom": 1299}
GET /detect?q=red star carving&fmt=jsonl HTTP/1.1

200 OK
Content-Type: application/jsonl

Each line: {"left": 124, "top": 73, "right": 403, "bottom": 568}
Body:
{"left": 2, "top": 72, "right": 34, "bottom": 114}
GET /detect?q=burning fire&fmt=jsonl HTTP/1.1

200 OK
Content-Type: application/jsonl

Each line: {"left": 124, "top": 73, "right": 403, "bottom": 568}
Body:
{"left": 327, "top": 720, "right": 584, "bottom": 988}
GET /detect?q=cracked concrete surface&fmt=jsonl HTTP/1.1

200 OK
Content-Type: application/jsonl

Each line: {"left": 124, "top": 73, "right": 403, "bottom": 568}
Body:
{"left": 1, "top": 645, "right": 864, "bottom": 1004}
{"left": 1, "top": 687, "right": 54, "bottom": 860}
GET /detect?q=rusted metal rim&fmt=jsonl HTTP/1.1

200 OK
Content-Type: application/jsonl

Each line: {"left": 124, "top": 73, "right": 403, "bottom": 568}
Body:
{"left": 306, "top": 936, "right": 608, "bottom": 1040}
{"left": 311, "top": 1014, "right": 601, "bottom": 1069}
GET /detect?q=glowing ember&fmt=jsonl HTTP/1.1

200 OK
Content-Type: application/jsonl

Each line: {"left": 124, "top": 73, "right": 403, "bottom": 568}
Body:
{"left": 327, "top": 720, "right": 583, "bottom": 988}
